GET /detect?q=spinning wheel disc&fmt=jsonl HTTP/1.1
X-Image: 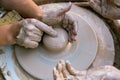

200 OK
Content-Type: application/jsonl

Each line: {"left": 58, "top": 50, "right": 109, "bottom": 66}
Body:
{"left": 15, "top": 4, "right": 98, "bottom": 80}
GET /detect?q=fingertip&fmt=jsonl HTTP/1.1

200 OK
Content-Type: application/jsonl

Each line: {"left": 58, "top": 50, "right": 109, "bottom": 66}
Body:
{"left": 53, "top": 67, "right": 57, "bottom": 80}
{"left": 53, "top": 67, "right": 56, "bottom": 71}
{"left": 57, "top": 63, "right": 62, "bottom": 72}
{"left": 73, "top": 30, "right": 77, "bottom": 35}
{"left": 66, "top": 60, "right": 70, "bottom": 64}
{"left": 68, "top": 35, "right": 76, "bottom": 43}
{"left": 58, "top": 2, "right": 72, "bottom": 16}
{"left": 59, "top": 60, "right": 64, "bottom": 63}
{"left": 53, "top": 67, "right": 58, "bottom": 74}
{"left": 68, "top": 37, "right": 72, "bottom": 42}
{"left": 68, "top": 2, "right": 72, "bottom": 7}
{"left": 71, "top": 37, "right": 76, "bottom": 42}
{"left": 50, "top": 30, "right": 58, "bottom": 37}
{"left": 66, "top": 60, "right": 71, "bottom": 68}
{"left": 68, "top": 32, "right": 72, "bottom": 42}
{"left": 60, "top": 60, "right": 65, "bottom": 66}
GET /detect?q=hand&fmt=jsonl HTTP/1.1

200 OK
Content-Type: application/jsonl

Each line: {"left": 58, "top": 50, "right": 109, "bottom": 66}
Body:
{"left": 41, "top": 3, "right": 77, "bottom": 42}
{"left": 62, "top": 13, "right": 77, "bottom": 42}
{"left": 53, "top": 60, "right": 120, "bottom": 80}
{"left": 53, "top": 60, "right": 86, "bottom": 80}
{"left": 16, "top": 19, "right": 57, "bottom": 48}
{"left": 89, "top": 0, "right": 120, "bottom": 19}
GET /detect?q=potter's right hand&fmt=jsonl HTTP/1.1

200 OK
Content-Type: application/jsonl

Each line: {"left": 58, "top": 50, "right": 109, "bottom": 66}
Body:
{"left": 16, "top": 19, "right": 57, "bottom": 48}
{"left": 53, "top": 60, "right": 120, "bottom": 80}
{"left": 53, "top": 60, "right": 86, "bottom": 80}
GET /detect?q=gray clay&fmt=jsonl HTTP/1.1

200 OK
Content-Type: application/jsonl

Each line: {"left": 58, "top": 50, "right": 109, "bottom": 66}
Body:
{"left": 43, "top": 27, "right": 68, "bottom": 52}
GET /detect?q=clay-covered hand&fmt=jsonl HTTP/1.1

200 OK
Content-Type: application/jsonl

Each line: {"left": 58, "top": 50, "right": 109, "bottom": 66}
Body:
{"left": 87, "top": 66, "right": 120, "bottom": 80}
{"left": 41, "top": 3, "right": 77, "bottom": 42}
{"left": 16, "top": 19, "right": 57, "bottom": 48}
{"left": 53, "top": 60, "right": 120, "bottom": 80}
{"left": 53, "top": 60, "right": 86, "bottom": 80}
{"left": 89, "top": 0, "right": 120, "bottom": 19}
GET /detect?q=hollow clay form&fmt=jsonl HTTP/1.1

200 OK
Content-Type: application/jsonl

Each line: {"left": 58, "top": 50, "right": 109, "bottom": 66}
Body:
{"left": 43, "top": 27, "right": 68, "bottom": 52}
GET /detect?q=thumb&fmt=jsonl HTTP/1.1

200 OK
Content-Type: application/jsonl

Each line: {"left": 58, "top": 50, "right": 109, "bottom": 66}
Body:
{"left": 46, "top": 2, "right": 72, "bottom": 17}
{"left": 55, "top": 2, "right": 72, "bottom": 17}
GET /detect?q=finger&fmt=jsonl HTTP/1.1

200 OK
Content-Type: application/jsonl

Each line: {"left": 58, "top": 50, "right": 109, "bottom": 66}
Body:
{"left": 63, "top": 14, "right": 77, "bottom": 42}
{"left": 21, "top": 21, "right": 43, "bottom": 36}
{"left": 71, "top": 34, "right": 76, "bottom": 42}
{"left": 72, "top": 28, "right": 77, "bottom": 36}
{"left": 55, "top": 2, "right": 72, "bottom": 17}
{"left": 114, "top": 0, "right": 120, "bottom": 6}
{"left": 63, "top": 19, "right": 68, "bottom": 29}
{"left": 73, "top": 21, "right": 78, "bottom": 35}
{"left": 23, "top": 38, "right": 38, "bottom": 48}
{"left": 26, "top": 32, "right": 42, "bottom": 42}
{"left": 25, "top": 19, "right": 57, "bottom": 37}
{"left": 68, "top": 25, "right": 76, "bottom": 41}
{"left": 53, "top": 67, "right": 61, "bottom": 80}
{"left": 67, "top": 14, "right": 77, "bottom": 36}
{"left": 89, "top": 0, "right": 101, "bottom": 13}
{"left": 68, "top": 31, "right": 72, "bottom": 42}
{"left": 32, "top": 29, "right": 43, "bottom": 37}
{"left": 69, "top": 25, "right": 77, "bottom": 42}
{"left": 68, "top": 28, "right": 76, "bottom": 42}
{"left": 60, "top": 60, "right": 69, "bottom": 78}
{"left": 62, "top": 17, "right": 72, "bottom": 42}
{"left": 56, "top": 63, "right": 64, "bottom": 79}
{"left": 57, "top": 62, "right": 62, "bottom": 73}
{"left": 27, "top": 24, "right": 43, "bottom": 36}
{"left": 66, "top": 27, "right": 76, "bottom": 42}
{"left": 66, "top": 60, "right": 78, "bottom": 76}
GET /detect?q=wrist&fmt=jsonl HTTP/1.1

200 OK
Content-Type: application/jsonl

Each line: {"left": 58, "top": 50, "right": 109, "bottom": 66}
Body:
{"left": 8, "top": 22, "right": 22, "bottom": 42}
{"left": 35, "top": 9, "right": 45, "bottom": 20}
{"left": 0, "top": 23, "right": 20, "bottom": 46}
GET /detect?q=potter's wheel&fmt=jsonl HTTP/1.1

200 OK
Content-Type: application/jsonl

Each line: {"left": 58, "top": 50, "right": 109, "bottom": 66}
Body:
{"left": 0, "top": 3, "right": 115, "bottom": 80}
{"left": 15, "top": 4, "right": 98, "bottom": 79}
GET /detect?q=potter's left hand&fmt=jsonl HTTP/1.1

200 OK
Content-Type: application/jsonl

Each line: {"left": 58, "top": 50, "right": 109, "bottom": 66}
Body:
{"left": 41, "top": 3, "right": 77, "bottom": 42}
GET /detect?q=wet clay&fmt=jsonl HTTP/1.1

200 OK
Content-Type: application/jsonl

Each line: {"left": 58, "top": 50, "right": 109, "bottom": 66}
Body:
{"left": 43, "top": 27, "right": 68, "bottom": 52}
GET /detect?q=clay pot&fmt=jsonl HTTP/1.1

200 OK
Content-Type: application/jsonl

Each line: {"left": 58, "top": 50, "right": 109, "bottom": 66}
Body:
{"left": 43, "top": 27, "right": 68, "bottom": 52}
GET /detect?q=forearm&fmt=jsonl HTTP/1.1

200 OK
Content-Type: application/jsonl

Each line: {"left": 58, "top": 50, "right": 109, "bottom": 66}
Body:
{"left": 0, "top": 0, "right": 44, "bottom": 19}
{"left": 0, "top": 22, "right": 21, "bottom": 46}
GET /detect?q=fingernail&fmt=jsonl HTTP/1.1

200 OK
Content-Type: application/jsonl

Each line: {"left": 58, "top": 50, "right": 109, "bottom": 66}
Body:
{"left": 73, "top": 30, "right": 77, "bottom": 35}
{"left": 58, "top": 63, "right": 62, "bottom": 69}
{"left": 69, "top": 2, "right": 72, "bottom": 5}
{"left": 51, "top": 30, "right": 58, "bottom": 37}
{"left": 66, "top": 60, "right": 70, "bottom": 64}
{"left": 53, "top": 67, "right": 56, "bottom": 71}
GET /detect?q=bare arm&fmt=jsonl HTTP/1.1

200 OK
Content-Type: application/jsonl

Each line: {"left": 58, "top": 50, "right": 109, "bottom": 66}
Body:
{"left": 0, "top": 22, "right": 21, "bottom": 46}
{"left": 0, "top": 19, "right": 57, "bottom": 48}
{"left": 0, "top": 0, "right": 44, "bottom": 19}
